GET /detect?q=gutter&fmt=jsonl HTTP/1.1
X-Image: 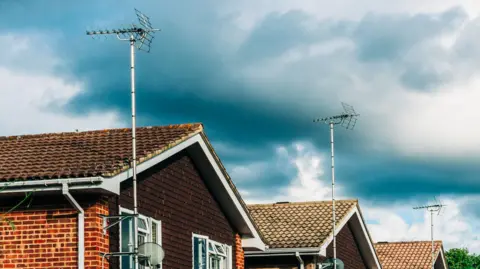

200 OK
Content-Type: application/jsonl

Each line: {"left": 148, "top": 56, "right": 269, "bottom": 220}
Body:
{"left": 0, "top": 177, "right": 116, "bottom": 194}
{"left": 62, "top": 183, "right": 85, "bottom": 269}
{"left": 0, "top": 177, "right": 103, "bottom": 187}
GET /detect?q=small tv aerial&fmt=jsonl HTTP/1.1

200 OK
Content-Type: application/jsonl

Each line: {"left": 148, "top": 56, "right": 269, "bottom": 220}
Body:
{"left": 321, "top": 258, "right": 344, "bottom": 269}
{"left": 138, "top": 242, "right": 165, "bottom": 268}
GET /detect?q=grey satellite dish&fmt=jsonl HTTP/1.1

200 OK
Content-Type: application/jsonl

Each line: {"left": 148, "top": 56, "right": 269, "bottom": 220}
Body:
{"left": 138, "top": 242, "right": 165, "bottom": 268}
{"left": 321, "top": 258, "right": 344, "bottom": 269}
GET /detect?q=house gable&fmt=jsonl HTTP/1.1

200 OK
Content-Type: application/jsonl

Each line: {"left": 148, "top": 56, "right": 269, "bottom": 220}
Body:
{"left": 324, "top": 221, "right": 368, "bottom": 268}
{"left": 108, "top": 151, "right": 238, "bottom": 268}
{"left": 245, "top": 200, "right": 381, "bottom": 269}
{"left": 110, "top": 132, "right": 265, "bottom": 250}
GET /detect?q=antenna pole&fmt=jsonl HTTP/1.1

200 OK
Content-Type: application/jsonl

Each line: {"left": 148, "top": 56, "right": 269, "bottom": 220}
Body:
{"left": 313, "top": 103, "right": 359, "bottom": 269}
{"left": 430, "top": 209, "right": 434, "bottom": 269}
{"left": 330, "top": 121, "right": 337, "bottom": 269}
{"left": 86, "top": 8, "right": 159, "bottom": 268}
{"left": 130, "top": 34, "right": 139, "bottom": 269}
{"left": 413, "top": 200, "right": 445, "bottom": 269}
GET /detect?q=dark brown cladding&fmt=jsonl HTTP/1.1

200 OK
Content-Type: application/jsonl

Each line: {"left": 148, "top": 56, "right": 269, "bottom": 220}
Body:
{"left": 324, "top": 222, "right": 368, "bottom": 269}
{"left": 108, "top": 151, "right": 237, "bottom": 269}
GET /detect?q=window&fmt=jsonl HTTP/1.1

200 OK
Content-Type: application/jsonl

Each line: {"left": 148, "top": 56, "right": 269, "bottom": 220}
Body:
{"left": 192, "top": 234, "right": 232, "bottom": 269}
{"left": 120, "top": 207, "right": 162, "bottom": 269}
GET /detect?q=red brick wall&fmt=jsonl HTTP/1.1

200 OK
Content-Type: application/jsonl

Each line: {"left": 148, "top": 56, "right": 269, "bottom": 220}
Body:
{"left": 325, "top": 222, "right": 368, "bottom": 268}
{"left": 108, "top": 152, "right": 239, "bottom": 269}
{"left": 0, "top": 195, "right": 109, "bottom": 269}
{"left": 235, "top": 234, "right": 245, "bottom": 269}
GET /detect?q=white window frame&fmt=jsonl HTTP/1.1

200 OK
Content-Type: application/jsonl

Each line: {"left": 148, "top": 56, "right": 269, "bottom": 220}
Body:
{"left": 192, "top": 233, "right": 232, "bottom": 269}
{"left": 119, "top": 207, "right": 162, "bottom": 269}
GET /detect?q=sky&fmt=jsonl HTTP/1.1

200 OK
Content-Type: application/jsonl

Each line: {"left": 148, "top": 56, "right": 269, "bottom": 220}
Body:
{"left": 1, "top": 0, "right": 480, "bottom": 253}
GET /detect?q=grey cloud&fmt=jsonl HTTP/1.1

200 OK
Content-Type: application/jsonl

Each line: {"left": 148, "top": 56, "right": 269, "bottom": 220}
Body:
{"left": 1, "top": 1, "right": 479, "bottom": 203}
{"left": 352, "top": 7, "right": 468, "bottom": 62}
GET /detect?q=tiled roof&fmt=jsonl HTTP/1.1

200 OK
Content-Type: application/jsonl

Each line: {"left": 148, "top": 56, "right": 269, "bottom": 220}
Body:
{"left": 374, "top": 241, "right": 444, "bottom": 269}
{"left": 0, "top": 123, "right": 203, "bottom": 181}
{"left": 247, "top": 200, "right": 357, "bottom": 248}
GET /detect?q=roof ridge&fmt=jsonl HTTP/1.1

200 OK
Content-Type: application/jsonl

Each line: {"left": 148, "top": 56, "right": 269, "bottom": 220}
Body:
{"left": 248, "top": 199, "right": 358, "bottom": 207}
{"left": 0, "top": 123, "right": 203, "bottom": 140}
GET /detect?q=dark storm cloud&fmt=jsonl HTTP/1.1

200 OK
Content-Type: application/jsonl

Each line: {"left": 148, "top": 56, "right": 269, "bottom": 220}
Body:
{"left": 342, "top": 155, "right": 480, "bottom": 202}
{"left": 1, "top": 1, "right": 478, "bottom": 202}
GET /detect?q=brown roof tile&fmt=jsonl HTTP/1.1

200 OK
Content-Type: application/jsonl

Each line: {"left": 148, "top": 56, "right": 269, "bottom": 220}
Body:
{"left": 0, "top": 123, "right": 203, "bottom": 181}
{"left": 247, "top": 200, "right": 357, "bottom": 248}
{"left": 374, "top": 241, "right": 443, "bottom": 269}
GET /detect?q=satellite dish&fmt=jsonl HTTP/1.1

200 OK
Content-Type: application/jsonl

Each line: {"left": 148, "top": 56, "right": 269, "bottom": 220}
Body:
{"left": 138, "top": 242, "right": 165, "bottom": 267}
{"left": 321, "top": 258, "right": 344, "bottom": 269}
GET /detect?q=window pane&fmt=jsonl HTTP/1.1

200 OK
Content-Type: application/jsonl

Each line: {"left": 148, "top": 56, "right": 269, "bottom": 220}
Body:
{"left": 152, "top": 222, "right": 157, "bottom": 243}
{"left": 138, "top": 233, "right": 146, "bottom": 245}
{"left": 215, "top": 244, "right": 225, "bottom": 255}
{"left": 193, "top": 237, "right": 207, "bottom": 269}
{"left": 138, "top": 218, "right": 148, "bottom": 230}
{"left": 210, "top": 256, "right": 221, "bottom": 269}
{"left": 120, "top": 215, "right": 132, "bottom": 269}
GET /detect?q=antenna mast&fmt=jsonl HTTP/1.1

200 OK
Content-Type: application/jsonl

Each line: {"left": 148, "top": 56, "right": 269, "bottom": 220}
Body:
{"left": 413, "top": 198, "right": 446, "bottom": 269}
{"left": 313, "top": 102, "right": 359, "bottom": 269}
{"left": 87, "top": 9, "right": 159, "bottom": 269}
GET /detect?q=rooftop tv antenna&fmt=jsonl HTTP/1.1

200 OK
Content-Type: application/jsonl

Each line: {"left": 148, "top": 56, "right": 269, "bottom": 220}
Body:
{"left": 87, "top": 9, "right": 160, "bottom": 269}
{"left": 413, "top": 197, "right": 446, "bottom": 269}
{"left": 313, "top": 102, "right": 359, "bottom": 269}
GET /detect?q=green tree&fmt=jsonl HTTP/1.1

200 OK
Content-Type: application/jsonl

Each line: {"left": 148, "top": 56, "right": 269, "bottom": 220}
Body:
{"left": 446, "top": 248, "right": 480, "bottom": 269}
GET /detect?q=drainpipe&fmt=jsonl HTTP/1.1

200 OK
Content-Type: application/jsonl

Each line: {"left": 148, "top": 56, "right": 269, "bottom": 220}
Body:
{"left": 62, "top": 183, "right": 85, "bottom": 269}
{"left": 296, "top": 252, "right": 305, "bottom": 269}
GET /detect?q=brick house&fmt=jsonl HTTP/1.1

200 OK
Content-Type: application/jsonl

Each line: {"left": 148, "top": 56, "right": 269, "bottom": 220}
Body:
{"left": 374, "top": 241, "right": 448, "bottom": 269}
{"left": 0, "top": 123, "right": 266, "bottom": 269}
{"left": 245, "top": 200, "right": 382, "bottom": 269}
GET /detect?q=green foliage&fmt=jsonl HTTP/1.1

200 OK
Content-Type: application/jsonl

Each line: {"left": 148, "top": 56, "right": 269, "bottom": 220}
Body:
{"left": 446, "top": 248, "right": 480, "bottom": 269}
{"left": 0, "top": 191, "right": 34, "bottom": 230}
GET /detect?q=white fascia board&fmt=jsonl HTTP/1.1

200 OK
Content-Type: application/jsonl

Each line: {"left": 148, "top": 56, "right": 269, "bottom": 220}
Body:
{"left": 242, "top": 237, "right": 267, "bottom": 251}
{"left": 355, "top": 206, "right": 382, "bottom": 269}
{"left": 438, "top": 248, "right": 447, "bottom": 269}
{"left": 195, "top": 135, "right": 266, "bottom": 251}
{"left": 110, "top": 133, "right": 266, "bottom": 251}
{"left": 109, "top": 135, "right": 201, "bottom": 184}
{"left": 245, "top": 247, "right": 321, "bottom": 256}
{"left": 319, "top": 206, "right": 357, "bottom": 256}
